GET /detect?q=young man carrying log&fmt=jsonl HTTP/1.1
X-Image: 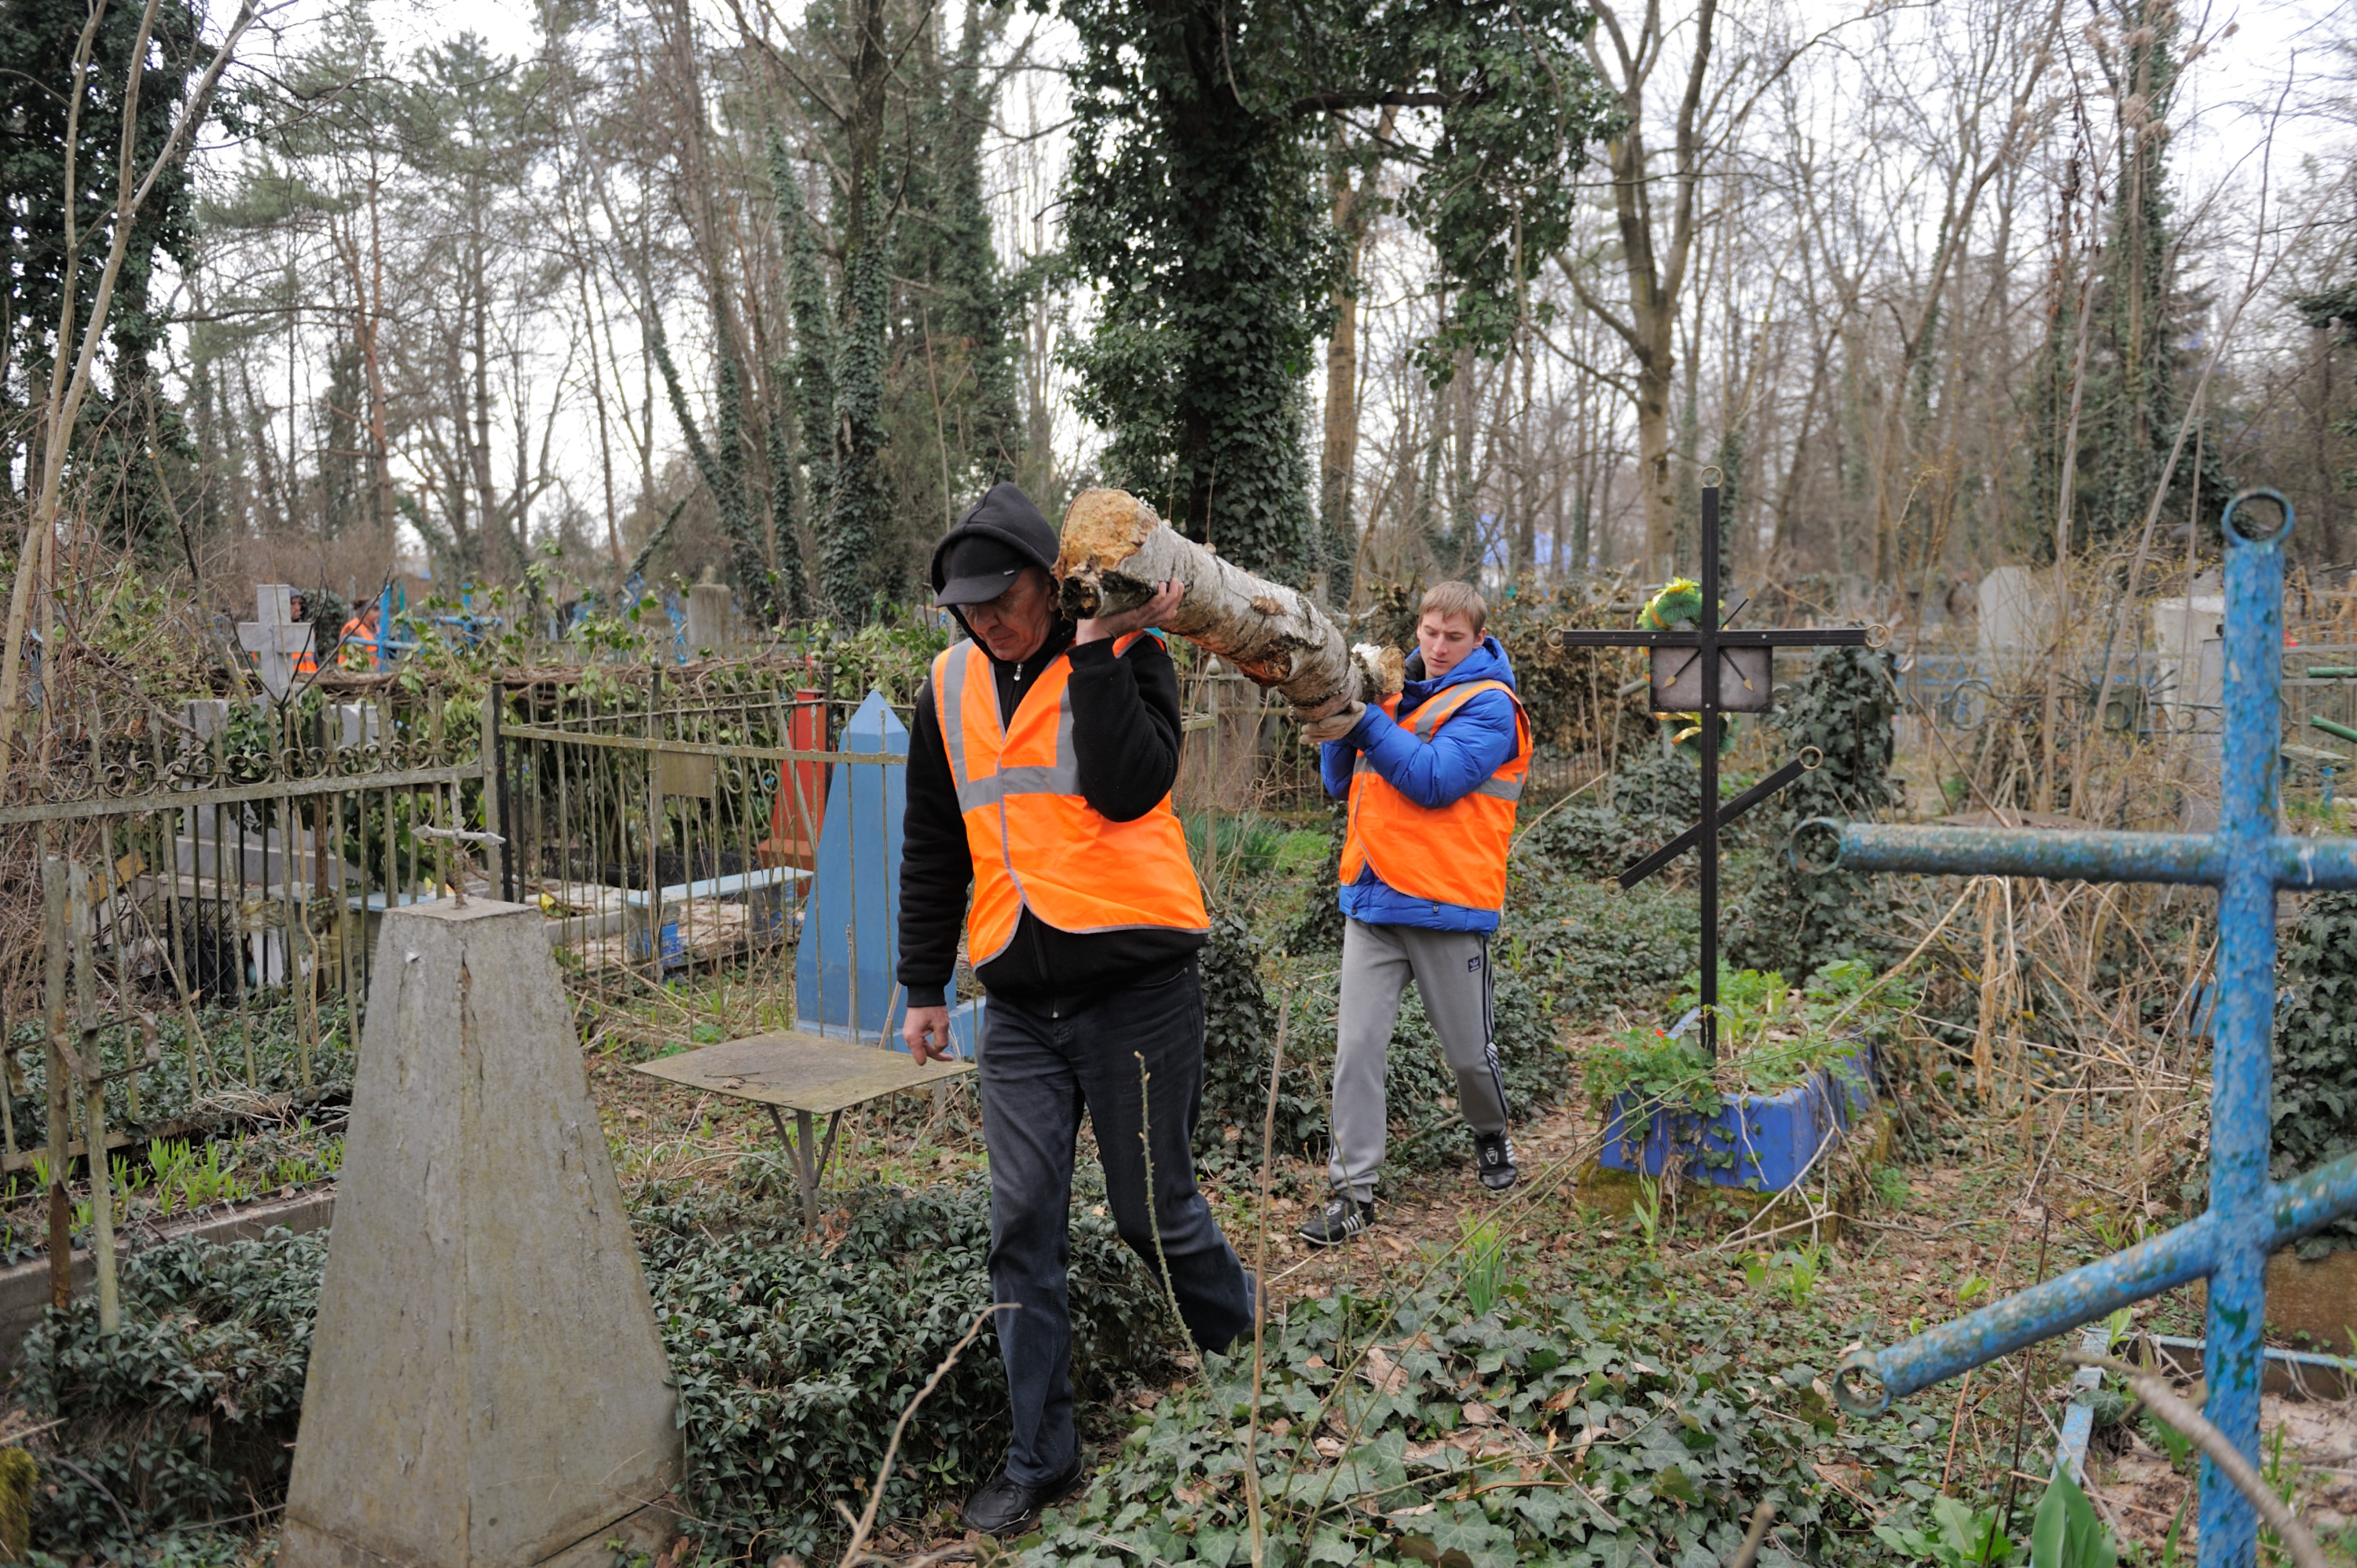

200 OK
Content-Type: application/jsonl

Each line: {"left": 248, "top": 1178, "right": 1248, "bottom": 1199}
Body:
{"left": 898, "top": 483, "right": 1256, "bottom": 1537}
{"left": 1297, "top": 581, "right": 1534, "bottom": 1246}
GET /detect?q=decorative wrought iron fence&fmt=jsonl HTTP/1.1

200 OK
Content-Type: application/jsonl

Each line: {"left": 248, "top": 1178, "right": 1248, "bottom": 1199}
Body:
{"left": 496, "top": 678, "right": 864, "bottom": 1015}
{"left": 0, "top": 687, "right": 495, "bottom": 1175}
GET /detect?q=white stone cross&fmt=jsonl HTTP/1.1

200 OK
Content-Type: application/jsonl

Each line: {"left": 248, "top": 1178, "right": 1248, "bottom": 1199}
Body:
{"left": 237, "top": 584, "right": 314, "bottom": 700}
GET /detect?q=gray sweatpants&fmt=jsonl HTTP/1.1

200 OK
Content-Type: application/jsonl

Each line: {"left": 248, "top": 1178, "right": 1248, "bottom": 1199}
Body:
{"left": 1328, "top": 917, "right": 1510, "bottom": 1203}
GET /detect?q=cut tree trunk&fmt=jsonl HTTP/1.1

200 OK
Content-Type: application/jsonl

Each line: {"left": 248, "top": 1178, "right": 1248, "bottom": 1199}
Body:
{"left": 1057, "top": 489, "right": 1398, "bottom": 720}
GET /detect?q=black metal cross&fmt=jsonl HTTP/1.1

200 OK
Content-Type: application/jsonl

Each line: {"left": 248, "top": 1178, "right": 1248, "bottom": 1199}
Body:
{"left": 1549, "top": 474, "right": 1878, "bottom": 1055}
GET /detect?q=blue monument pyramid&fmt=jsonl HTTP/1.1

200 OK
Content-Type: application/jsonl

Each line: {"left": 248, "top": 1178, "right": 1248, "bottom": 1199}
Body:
{"left": 794, "top": 691, "right": 985, "bottom": 1057}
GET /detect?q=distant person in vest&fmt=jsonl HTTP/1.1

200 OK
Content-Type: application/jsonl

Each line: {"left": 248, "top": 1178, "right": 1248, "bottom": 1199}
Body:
{"left": 339, "top": 600, "right": 381, "bottom": 672}
{"left": 898, "top": 482, "right": 1255, "bottom": 1538}
{"left": 1296, "top": 581, "right": 1533, "bottom": 1247}
{"left": 288, "top": 592, "right": 319, "bottom": 676}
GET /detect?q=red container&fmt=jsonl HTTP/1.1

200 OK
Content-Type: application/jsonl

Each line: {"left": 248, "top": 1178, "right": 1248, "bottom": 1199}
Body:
{"left": 760, "top": 689, "right": 828, "bottom": 870}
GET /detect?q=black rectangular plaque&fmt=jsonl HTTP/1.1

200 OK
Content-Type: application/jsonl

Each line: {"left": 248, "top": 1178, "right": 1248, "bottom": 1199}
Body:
{"left": 1652, "top": 646, "right": 1772, "bottom": 713}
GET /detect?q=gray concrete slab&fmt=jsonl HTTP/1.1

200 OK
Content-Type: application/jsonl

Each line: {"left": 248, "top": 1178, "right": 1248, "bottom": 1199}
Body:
{"left": 282, "top": 898, "right": 679, "bottom": 1568}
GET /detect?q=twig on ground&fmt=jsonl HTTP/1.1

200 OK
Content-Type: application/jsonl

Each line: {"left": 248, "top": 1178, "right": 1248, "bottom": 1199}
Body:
{"left": 1244, "top": 987, "right": 1292, "bottom": 1568}
{"left": 834, "top": 1302, "right": 1015, "bottom": 1568}
{"left": 1727, "top": 1501, "right": 1777, "bottom": 1568}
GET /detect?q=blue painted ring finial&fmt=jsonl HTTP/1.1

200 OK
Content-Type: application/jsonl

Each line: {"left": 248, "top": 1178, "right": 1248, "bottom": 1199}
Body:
{"left": 1835, "top": 1350, "right": 1890, "bottom": 1415}
{"left": 1791, "top": 816, "right": 1843, "bottom": 874}
{"left": 2222, "top": 488, "right": 2294, "bottom": 548}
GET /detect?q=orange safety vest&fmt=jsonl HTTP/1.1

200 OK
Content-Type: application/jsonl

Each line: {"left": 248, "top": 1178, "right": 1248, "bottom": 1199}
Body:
{"left": 1339, "top": 680, "right": 1532, "bottom": 913}
{"left": 339, "top": 617, "right": 378, "bottom": 672}
{"left": 932, "top": 634, "right": 1209, "bottom": 966}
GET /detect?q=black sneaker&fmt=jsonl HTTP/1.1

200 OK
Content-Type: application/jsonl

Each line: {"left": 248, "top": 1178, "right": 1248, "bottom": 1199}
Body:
{"left": 1473, "top": 1130, "right": 1517, "bottom": 1192}
{"left": 960, "top": 1456, "right": 1085, "bottom": 1537}
{"left": 1299, "top": 1193, "right": 1374, "bottom": 1247}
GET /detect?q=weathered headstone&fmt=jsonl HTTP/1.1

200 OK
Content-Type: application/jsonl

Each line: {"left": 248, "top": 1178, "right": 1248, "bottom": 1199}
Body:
{"left": 2150, "top": 592, "right": 2226, "bottom": 730}
{"left": 794, "top": 691, "right": 984, "bottom": 1055}
{"left": 237, "top": 584, "right": 315, "bottom": 701}
{"left": 280, "top": 899, "right": 679, "bottom": 1568}
{"left": 2152, "top": 588, "right": 2227, "bottom": 830}
{"left": 1974, "top": 565, "right": 2051, "bottom": 673}
{"left": 685, "top": 583, "right": 733, "bottom": 654}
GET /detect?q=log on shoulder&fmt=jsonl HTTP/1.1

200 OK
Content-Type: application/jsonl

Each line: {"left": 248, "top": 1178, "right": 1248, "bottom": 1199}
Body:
{"left": 1056, "top": 488, "right": 1401, "bottom": 720}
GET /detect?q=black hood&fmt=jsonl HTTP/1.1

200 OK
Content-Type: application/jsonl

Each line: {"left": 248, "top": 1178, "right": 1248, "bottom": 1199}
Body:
{"left": 929, "top": 483, "right": 1060, "bottom": 597}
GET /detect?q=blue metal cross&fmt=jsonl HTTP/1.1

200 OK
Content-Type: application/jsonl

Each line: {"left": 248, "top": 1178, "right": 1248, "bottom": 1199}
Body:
{"left": 1821, "top": 492, "right": 2357, "bottom": 1566}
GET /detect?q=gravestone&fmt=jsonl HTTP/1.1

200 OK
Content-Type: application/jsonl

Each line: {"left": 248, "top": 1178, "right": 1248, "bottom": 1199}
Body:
{"left": 2152, "top": 590, "right": 2227, "bottom": 831}
{"left": 685, "top": 583, "right": 733, "bottom": 654}
{"left": 1975, "top": 566, "right": 2051, "bottom": 673}
{"left": 794, "top": 691, "right": 984, "bottom": 1056}
{"left": 237, "top": 584, "right": 315, "bottom": 701}
{"left": 280, "top": 899, "right": 678, "bottom": 1568}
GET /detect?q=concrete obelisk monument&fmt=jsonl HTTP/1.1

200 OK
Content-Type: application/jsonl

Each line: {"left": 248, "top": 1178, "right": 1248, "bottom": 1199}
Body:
{"left": 281, "top": 899, "right": 679, "bottom": 1568}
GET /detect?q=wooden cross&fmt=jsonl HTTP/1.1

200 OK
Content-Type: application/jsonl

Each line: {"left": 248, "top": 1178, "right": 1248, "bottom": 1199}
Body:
{"left": 237, "top": 584, "right": 315, "bottom": 702}
{"left": 1549, "top": 473, "right": 1879, "bottom": 1056}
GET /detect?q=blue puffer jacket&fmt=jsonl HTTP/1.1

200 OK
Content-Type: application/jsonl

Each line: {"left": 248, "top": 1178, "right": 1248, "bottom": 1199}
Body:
{"left": 1319, "top": 636, "right": 1523, "bottom": 932}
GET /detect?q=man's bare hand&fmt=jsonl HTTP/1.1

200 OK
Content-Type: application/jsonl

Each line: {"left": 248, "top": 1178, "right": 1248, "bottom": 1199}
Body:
{"left": 1076, "top": 578, "right": 1183, "bottom": 645}
{"left": 904, "top": 1004, "right": 952, "bottom": 1064}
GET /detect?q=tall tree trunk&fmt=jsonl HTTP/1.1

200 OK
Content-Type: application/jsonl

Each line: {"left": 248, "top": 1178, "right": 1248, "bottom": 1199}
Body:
{"left": 1318, "top": 109, "right": 1392, "bottom": 608}
{"left": 1565, "top": 0, "right": 1717, "bottom": 581}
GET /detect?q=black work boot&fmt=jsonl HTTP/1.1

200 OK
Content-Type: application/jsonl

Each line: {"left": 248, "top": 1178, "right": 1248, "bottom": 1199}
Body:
{"left": 1473, "top": 1130, "right": 1517, "bottom": 1192}
{"left": 961, "top": 1457, "right": 1084, "bottom": 1537}
{"left": 1298, "top": 1192, "right": 1375, "bottom": 1247}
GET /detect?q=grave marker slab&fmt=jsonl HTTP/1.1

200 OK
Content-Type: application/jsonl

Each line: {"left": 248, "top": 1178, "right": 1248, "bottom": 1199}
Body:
{"left": 280, "top": 899, "right": 678, "bottom": 1568}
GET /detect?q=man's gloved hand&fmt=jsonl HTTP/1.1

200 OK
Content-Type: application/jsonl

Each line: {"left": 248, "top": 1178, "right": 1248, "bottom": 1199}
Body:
{"left": 1301, "top": 700, "right": 1365, "bottom": 745}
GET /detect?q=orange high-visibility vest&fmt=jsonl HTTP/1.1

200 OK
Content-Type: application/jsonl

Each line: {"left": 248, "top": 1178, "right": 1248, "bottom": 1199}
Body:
{"left": 933, "top": 635, "right": 1208, "bottom": 966}
{"left": 339, "top": 617, "right": 378, "bottom": 672}
{"left": 1339, "top": 680, "right": 1531, "bottom": 913}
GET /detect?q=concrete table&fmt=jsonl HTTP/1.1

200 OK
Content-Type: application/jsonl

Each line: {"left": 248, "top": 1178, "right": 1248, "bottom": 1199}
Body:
{"left": 632, "top": 1031, "right": 977, "bottom": 1229}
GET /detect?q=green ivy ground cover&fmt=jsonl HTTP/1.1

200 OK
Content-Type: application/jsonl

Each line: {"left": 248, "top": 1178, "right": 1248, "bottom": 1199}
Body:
{"left": 1017, "top": 1258, "right": 1956, "bottom": 1568}
{"left": 14, "top": 1174, "right": 1174, "bottom": 1563}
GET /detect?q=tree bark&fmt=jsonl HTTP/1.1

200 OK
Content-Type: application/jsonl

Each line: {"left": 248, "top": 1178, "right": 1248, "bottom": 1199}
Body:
{"left": 1319, "top": 109, "right": 1393, "bottom": 606}
{"left": 1056, "top": 489, "right": 1398, "bottom": 719}
{"left": 1564, "top": 0, "right": 1717, "bottom": 581}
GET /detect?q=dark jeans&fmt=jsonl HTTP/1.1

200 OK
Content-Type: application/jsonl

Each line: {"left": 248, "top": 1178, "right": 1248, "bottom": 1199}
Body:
{"left": 977, "top": 962, "right": 1252, "bottom": 1485}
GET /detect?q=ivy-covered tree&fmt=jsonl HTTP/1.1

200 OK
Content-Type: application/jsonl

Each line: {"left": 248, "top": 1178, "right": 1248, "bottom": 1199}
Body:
{"left": 1054, "top": 0, "right": 1617, "bottom": 583}
{"left": 2297, "top": 281, "right": 2357, "bottom": 509}
{"left": 649, "top": 314, "right": 786, "bottom": 625}
{"left": 823, "top": 178, "right": 894, "bottom": 620}
{"left": 0, "top": 0, "right": 207, "bottom": 548}
{"left": 2025, "top": 0, "right": 2228, "bottom": 557}
{"left": 778, "top": 147, "right": 837, "bottom": 595}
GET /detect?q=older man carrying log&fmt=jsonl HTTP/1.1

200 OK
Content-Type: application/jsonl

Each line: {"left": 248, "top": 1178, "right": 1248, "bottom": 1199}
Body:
{"left": 899, "top": 482, "right": 1256, "bottom": 1538}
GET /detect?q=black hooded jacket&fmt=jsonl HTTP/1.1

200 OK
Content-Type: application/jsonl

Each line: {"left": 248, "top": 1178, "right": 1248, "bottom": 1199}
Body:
{"left": 898, "top": 483, "right": 1204, "bottom": 1008}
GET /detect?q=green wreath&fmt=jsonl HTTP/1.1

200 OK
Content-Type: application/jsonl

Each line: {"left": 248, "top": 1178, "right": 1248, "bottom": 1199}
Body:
{"left": 1639, "top": 578, "right": 1739, "bottom": 760}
